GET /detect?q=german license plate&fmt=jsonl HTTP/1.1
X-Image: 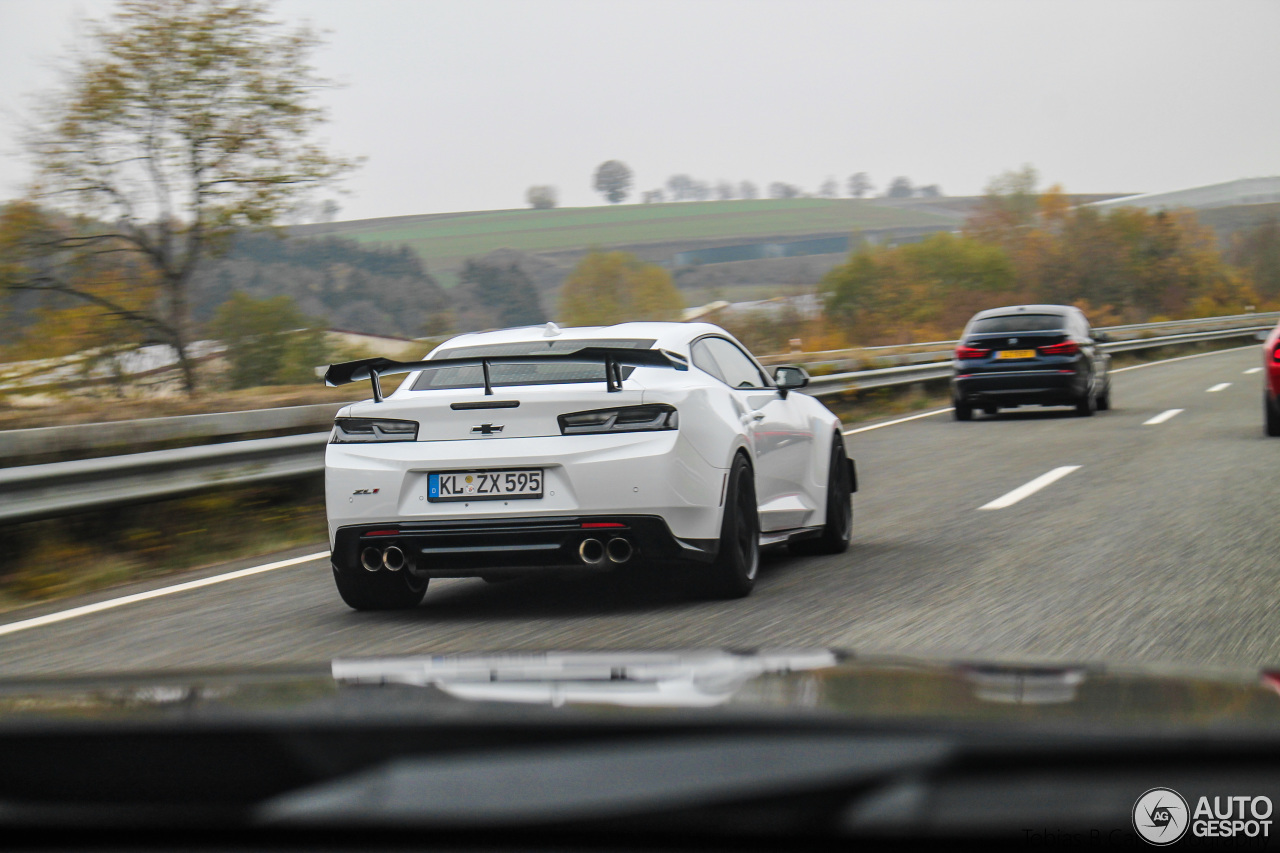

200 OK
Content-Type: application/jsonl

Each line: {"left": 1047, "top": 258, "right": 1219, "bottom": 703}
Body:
{"left": 428, "top": 469, "right": 544, "bottom": 502}
{"left": 997, "top": 349, "right": 1036, "bottom": 360}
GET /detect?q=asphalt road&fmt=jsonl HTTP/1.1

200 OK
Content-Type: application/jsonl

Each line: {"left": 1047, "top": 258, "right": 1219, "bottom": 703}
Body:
{"left": 2, "top": 345, "right": 1276, "bottom": 677}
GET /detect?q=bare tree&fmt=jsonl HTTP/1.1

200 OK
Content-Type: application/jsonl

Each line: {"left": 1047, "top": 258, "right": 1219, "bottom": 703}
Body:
{"left": 4, "top": 0, "right": 355, "bottom": 393}
{"left": 739, "top": 180, "right": 759, "bottom": 200}
{"left": 819, "top": 177, "right": 839, "bottom": 198}
{"left": 715, "top": 180, "right": 736, "bottom": 200}
{"left": 593, "top": 160, "right": 633, "bottom": 204}
{"left": 526, "top": 185, "right": 558, "bottom": 209}
{"left": 768, "top": 182, "right": 801, "bottom": 199}
{"left": 885, "top": 177, "right": 915, "bottom": 198}
{"left": 847, "top": 173, "right": 873, "bottom": 198}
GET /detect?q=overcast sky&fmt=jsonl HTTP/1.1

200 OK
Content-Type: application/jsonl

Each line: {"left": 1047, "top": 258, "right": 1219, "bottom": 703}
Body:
{"left": 1, "top": 0, "right": 1277, "bottom": 221}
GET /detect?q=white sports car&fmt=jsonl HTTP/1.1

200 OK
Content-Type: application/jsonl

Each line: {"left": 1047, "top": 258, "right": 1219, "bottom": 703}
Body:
{"left": 323, "top": 322, "right": 856, "bottom": 609}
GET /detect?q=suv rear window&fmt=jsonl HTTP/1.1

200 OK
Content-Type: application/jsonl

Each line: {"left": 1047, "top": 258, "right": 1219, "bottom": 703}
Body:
{"left": 968, "top": 314, "right": 1066, "bottom": 334}
{"left": 410, "top": 338, "right": 656, "bottom": 391}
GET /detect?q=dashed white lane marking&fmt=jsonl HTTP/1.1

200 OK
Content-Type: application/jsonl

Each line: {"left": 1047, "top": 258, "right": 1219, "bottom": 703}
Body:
{"left": 0, "top": 552, "right": 330, "bottom": 638}
{"left": 1207, "top": 383, "right": 1231, "bottom": 392}
{"left": 1245, "top": 367, "right": 1263, "bottom": 375}
{"left": 843, "top": 408, "right": 952, "bottom": 435}
{"left": 978, "top": 466, "right": 1081, "bottom": 510}
{"left": 1143, "top": 409, "right": 1184, "bottom": 425}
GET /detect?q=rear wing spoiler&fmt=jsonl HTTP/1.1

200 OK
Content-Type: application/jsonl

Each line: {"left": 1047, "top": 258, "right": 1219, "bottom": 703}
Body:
{"left": 324, "top": 347, "right": 689, "bottom": 402}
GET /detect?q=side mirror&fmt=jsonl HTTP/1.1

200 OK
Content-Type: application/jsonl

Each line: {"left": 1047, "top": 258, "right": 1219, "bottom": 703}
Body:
{"left": 1094, "top": 331, "right": 1111, "bottom": 343}
{"left": 773, "top": 365, "right": 810, "bottom": 399}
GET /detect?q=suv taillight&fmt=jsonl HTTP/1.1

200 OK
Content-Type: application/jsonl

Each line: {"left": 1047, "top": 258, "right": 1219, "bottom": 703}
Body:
{"left": 1272, "top": 342, "right": 1280, "bottom": 363}
{"left": 1040, "top": 340, "right": 1080, "bottom": 356}
{"left": 955, "top": 344, "right": 990, "bottom": 359}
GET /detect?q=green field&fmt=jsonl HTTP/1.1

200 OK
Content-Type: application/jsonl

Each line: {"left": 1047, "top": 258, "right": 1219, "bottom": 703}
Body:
{"left": 294, "top": 198, "right": 959, "bottom": 273}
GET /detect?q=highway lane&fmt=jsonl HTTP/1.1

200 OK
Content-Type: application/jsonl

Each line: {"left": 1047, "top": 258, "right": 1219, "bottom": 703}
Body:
{"left": 1, "top": 345, "right": 1275, "bottom": 676}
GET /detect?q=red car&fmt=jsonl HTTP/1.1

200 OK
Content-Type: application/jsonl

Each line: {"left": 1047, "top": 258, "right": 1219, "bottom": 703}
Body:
{"left": 1265, "top": 321, "right": 1280, "bottom": 436}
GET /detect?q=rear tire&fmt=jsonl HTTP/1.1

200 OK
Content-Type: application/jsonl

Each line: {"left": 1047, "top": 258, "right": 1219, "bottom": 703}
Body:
{"left": 791, "top": 435, "right": 852, "bottom": 557}
{"left": 1075, "top": 383, "right": 1097, "bottom": 417}
{"left": 333, "top": 564, "right": 428, "bottom": 610}
{"left": 1096, "top": 383, "right": 1111, "bottom": 411}
{"left": 1266, "top": 391, "right": 1280, "bottom": 437}
{"left": 982, "top": 405, "right": 998, "bottom": 416}
{"left": 699, "top": 453, "right": 760, "bottom": 599}
{"left": 953, "top": 397, "right": 973, "bottom": 421}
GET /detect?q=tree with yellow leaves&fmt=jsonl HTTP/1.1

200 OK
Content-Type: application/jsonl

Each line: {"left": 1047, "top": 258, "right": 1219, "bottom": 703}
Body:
{"left": 558, "top": 251, "right": 683, "bottom": 326}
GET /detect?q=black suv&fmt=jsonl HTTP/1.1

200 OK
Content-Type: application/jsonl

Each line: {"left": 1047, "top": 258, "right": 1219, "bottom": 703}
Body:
{"left": 951, "top": 304, "right": 1111, "bottom": 421}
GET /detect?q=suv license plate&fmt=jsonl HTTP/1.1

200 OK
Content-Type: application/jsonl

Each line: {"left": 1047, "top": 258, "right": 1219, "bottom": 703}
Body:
{"left": 428, "top": 469, "right": 544, "bottom": 502}
{"left": 997, "top": 349, "right": 1036, "bottom": 359}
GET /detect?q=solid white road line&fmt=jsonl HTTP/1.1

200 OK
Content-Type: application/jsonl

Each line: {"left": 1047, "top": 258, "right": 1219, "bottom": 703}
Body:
{"left": 843, "top": 408, "right": 952, "bottom": 435}
{"left": 1245, "top": 367, "right": 1263, "bottom": 375}
{"left": 978, "top": 466, "right": 1081, "bottom": 510}
{"left": 1143, "top": 409, "right": 1184, "bottom": 425}
{"left": 0, "top": 551, "right": 329, "bottom": 638}
{"left": 1207, "top": 383, "right": 1231, "bottom": 392}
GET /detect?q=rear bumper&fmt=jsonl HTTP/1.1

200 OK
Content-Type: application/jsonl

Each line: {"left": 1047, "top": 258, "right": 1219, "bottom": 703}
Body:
{"left": 952, "top": 369, "right": 1083, "bottom": 405}
{"left": 332, "top": 515, "right": 718, "bottom": 579}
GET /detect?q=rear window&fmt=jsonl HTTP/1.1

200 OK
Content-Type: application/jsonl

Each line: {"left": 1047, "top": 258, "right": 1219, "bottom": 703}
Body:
{"left": 410, "top": 338, "right": 656, "bottom": 391}
{"left": 968, "top": 314, "right": 1066, "bottom": 334}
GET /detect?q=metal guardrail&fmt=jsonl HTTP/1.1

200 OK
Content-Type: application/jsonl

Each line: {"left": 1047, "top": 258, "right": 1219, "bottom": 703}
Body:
{"left": 0, "top": 324, "right": 1269, "bottom": 524}
{"left": 0, "top": 403, "right": 343, "bottom": 461}
{"left": 0, "top": 432, "right": 329, "bottom": 524}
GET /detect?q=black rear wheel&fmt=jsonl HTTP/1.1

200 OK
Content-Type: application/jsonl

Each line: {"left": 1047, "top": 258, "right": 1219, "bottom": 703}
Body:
{"left": 953, "top": 397, "right": 973, "bottom": 421}
{"left": 1075, "top": 382, "right": 1097, "bottom": 417}
{"left": 333, "top": 564, "right": 428, "bottom": 610}
{"left": 1266, "top": 391, "right": 1280, "bottom": 437}
{"left": 791, "top": 435, "right": 852, "bottom": 557}
{"left": 982, "top": 405, "right": 998, "bottom": 416}
{"left": 699, "top": 454, "right": 759, "bottom": 599}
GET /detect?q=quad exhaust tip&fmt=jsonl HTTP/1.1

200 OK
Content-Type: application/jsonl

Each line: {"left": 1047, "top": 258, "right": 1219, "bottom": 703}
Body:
{"left": 579, "top": 538, "right": 605, "bottom": 565}
{"left": 606, "top": 537, "right": 633, "bottom": 564}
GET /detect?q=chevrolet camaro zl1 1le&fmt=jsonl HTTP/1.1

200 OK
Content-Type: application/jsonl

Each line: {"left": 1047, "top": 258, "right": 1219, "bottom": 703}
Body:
{"left": 323, "top": 322, "right": 856, "bottom": 609}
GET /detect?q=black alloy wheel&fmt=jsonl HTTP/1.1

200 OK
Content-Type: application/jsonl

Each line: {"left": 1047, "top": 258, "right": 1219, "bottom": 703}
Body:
{"left": 791, "top": 434, "right": 853, "bottom": 556}
{"left": 953, "top": 397, "right": 973, "bottom": 421}
{"left": 1266, "top": 391, "right": 1280, "bottom": 437}
{"left": 333, "top": 563, "right": 428, "bottom": 610}
{"left": 700, "top": 453, "right": 760, "bottom": 599}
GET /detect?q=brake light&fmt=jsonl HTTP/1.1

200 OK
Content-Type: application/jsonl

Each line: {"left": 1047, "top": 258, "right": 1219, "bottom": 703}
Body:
{"left": 1272, "top": 343, "right": 1280, "bottom": 363}
{"left": 581, "top": 522, "right": 626, "bottom": 528}
{"left": 955, "top": 344, "right": 990, "bottom": 359}
{"left": 559, "top": 404, "right": 678, "bottom": 435}
{"left": 1039, "top": 340, "right": 1079, "bottom": 356}
{"left": 364, "top": 529, "right": 399, "bottom": 537}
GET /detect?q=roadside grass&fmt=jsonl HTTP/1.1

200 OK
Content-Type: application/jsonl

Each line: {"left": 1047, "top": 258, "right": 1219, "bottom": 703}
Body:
{"left": 0, "top": 479, "right": 325, "bottom": 613}
{"left": 0, "top": 337, "right": 1257, "bottom": 611}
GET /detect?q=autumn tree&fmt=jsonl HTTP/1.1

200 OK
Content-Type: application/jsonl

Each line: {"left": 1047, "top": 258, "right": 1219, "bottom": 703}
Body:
{"left": 593, "top": 160, "right": 633, "bottom": 204}
{"left": 558, "top": 251, "right": 683, "bottom": 325}
{"left": 2, "top": 0, "right": 355, "bottom": 393}
{"left": 525, "top": 185, "right": 558, "bottom": 210}
{"left": 209, "top": 292, "right": 329, "bottom": 389}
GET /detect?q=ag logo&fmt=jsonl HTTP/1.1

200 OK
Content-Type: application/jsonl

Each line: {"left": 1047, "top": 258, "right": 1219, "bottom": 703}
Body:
{"left": 1133, "top": 787, "right": 1189, "bottom": 845}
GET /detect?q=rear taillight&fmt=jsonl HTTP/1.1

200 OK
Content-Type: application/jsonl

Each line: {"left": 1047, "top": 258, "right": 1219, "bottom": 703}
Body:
{"left": 558, "top": 404, "right": 678, "bottom": 435}
{"left": 955, "top": 344, "right": 990, "bottom": 359}
{"left": 1271, "top": 343, "right": 1280, "bottom": 363}
{"left": 1039, "top": 340, "right": 1080, "bottom": 356}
